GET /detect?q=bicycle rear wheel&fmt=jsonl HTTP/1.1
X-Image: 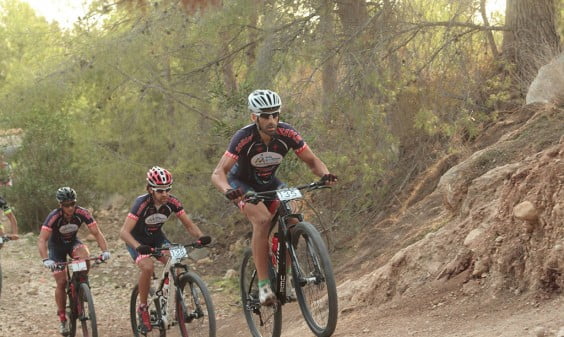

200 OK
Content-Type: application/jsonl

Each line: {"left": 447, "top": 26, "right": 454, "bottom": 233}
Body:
{"left": 130, "top": 284, "right": 166, "bottom": 337}
{"left": 240, "top": 247, "right": 282, "bottom": 337}
{"left": 71, "top": 283, "right": 98, "bottom": 337}
{"left": 177, "top": 271, "right": 216, "bottom": 337}
{"left": 291, "top": 222, "right": 338, "bottom": 337}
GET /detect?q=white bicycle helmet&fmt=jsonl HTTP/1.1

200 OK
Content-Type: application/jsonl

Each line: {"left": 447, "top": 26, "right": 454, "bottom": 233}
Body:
{"left": 248, "top": 89, "right": 282, "bottom": 113}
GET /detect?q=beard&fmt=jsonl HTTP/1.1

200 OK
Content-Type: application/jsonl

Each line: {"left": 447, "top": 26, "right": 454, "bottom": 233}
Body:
{"left": 257, "top": 121, "right": 278, "bottom": 137}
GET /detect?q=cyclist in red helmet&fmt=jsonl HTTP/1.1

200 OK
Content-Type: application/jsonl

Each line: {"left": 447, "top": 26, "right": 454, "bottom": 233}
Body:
{"left": 120, "top": 166, "right": 210, "bottom": 333}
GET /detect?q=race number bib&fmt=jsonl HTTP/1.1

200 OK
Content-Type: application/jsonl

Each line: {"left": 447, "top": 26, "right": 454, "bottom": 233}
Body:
{"left": 70, "top": 260, "right": 88, "bottom": 272}
{"left": 276, "top": 188, "right": 302, "bottom": 201}
{"left": 169, "top": 245, "right": 187, "bottom": 260}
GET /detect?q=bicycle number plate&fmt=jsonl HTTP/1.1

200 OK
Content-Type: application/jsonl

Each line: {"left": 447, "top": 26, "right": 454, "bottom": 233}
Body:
{"left": 277, "top": 188, "right": 302, "bottom": 201}
{"left": 169, "top": 246, "right": 187, "bottom": 260}
{"left": 70, "top": 260, "right": 88, "bottom": 272}
{"left": 0, "top": 237, "right": 3, "bottom": 244}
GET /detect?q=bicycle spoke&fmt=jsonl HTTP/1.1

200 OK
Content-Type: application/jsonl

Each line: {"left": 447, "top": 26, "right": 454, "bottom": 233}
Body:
{"left": 77, "top": 283, "right": 98, "bottom": 337}
{"left": 130, "top": 285, "right": 166, "bottom": 337}
{"left": 292, "top": 222, "right": 338, "bottom": 337}
{"left": 240, "top": 248, "right": 282, "bottom": 337}
{"left": 177, "top": 271, "right": 216, "bottom": 337}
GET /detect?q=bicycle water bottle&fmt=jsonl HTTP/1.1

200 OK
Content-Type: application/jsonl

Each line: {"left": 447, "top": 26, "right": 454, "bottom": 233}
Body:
{"left": 162, "top": 275, "right": 169, "bottom": 299}
{"left": 271, "top": 233, "right": 279, "bottom": 266}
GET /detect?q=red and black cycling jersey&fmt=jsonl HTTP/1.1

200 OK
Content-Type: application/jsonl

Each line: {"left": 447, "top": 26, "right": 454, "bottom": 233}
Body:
{"left": 225, "top": 122, "right": 308, "bottom": 187}
{"left": 126, "top": 193, "right": 186, "bottom": 245}
{"left": 41, "top": 206, "right": 96, "bottom": 245}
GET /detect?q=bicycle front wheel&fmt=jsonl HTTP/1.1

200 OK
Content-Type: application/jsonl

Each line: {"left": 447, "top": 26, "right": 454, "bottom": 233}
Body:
{"left": 130, "top": 284, "right": 166, "bottom": 337}
{"left": 292, "top": 222, "right": 338, "bottom": 337}
{"left": 71, "top": 283, "right": 98, "bottom": 337}
{"left": 240, "top": 247, "right": 282, "bottom": 337}
{"left": 177, "top": 271, "right": 216, "bottom": 337}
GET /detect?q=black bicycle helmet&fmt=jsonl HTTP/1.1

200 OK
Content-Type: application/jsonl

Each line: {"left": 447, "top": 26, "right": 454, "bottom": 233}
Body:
{"left": 56, "top": 187, "right": 77, "bottom": 202}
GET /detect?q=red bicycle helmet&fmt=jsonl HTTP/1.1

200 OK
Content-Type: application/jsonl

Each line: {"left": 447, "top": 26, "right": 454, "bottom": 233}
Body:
{"left": 146, "top": 166, "right": 173, "bottom": 187}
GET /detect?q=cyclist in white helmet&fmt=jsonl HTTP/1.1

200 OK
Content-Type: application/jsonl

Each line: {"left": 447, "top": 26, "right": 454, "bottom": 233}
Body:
{"left": 211, "top": 89, "right": 337, "bottom": 306}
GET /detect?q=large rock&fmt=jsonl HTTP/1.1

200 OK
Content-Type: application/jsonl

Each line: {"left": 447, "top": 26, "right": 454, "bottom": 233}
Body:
{"left": 526, "top": 52, "right": 564, "bottom": 105}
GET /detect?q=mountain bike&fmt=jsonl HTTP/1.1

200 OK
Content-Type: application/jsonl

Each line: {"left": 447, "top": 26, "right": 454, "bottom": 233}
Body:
{"left": 240, "top": 181, "right": 338, "bottom": 337}
{"left": 130, "top": 238, "right": 216, "bottom": 337}
{"left": 0, "top": 235, "right": 13, "bottom": 298}
{"left": 57, "top": 255, "right": 104, "bottom": 337}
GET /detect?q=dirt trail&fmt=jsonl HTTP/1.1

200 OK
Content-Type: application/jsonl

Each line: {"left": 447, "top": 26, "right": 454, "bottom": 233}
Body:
{"left": 1, "top": 232, "right": 562, "bottom": 337}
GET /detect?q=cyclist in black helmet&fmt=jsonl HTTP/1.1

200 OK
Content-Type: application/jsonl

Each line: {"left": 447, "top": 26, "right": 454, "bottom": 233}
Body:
{"left": 37, "top": 187, "right": 110, "bottom": 336}
{"left": 211, "top": 89, "right": 337, "bottom": 306}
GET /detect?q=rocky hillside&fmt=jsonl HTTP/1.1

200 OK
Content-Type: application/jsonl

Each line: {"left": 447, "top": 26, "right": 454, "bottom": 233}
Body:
{"left": 0, "top": 104, "right": 562, "bottom": 337}
{"left": 336, "top": 103, "right": 563, "bottom": 334}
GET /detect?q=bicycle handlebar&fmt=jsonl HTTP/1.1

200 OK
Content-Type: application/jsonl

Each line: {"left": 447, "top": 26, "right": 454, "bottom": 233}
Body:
{"left": 243, "top": 180, "right": 331, "bottom": 204}
{"left": 148, "top": 237, "right": 211, "bottom": 255}
{"left": 54, "top": 256, "right": 105, "bottom": 269}
{"left": 51, "top": 256, "right": 106, "bottom": 273}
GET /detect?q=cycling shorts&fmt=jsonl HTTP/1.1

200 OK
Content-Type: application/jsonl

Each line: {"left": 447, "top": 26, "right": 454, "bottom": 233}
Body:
{"left": 227, "top": 175, "right": 284, "bottom": 214}
{"left": 48, "top": 239, "right": 85, "bottom": 263}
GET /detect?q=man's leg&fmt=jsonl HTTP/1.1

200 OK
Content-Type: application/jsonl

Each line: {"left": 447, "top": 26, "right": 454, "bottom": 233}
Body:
{"left": 244, "top": 202, "right": 276, "bottom": 305}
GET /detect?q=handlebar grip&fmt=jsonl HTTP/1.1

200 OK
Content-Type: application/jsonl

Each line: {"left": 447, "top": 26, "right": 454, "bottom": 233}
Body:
{"left": 198, "top": 236, "right": 211, "bottom": 246}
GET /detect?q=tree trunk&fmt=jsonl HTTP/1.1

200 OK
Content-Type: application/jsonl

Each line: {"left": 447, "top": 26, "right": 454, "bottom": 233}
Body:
{"left": 220, "top": 33, "right": 237, "bottom": 94}
{"left": 502, "top": 0, "right": 561, "bottom": 94}
{"left": 335, "top": 0, "right": 369, "bottom": 38}
{"left": 320, "top": 0, "right": 337, "bottom": 123}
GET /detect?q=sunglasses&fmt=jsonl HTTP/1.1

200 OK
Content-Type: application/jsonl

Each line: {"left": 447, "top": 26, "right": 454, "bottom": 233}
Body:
{"left": 152, "top": 187, "right": 172, "bottom": 193}
{"left": 256, "top": 111, "right": 280, "bottom": 119}
{"left": 61, "top": 201, "right": 76, "bottom": 208}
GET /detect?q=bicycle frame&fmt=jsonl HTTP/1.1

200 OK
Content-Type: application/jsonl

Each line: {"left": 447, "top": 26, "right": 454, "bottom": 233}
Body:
{"left": 241, "top": 181, "right": 338, "bottom": 337}
{"left": 246, "top": 181, "right": 327, "bottom": 305}
{"left": 149, "top": 245, "right": 191, "bottom": 329}
{"left": 61, "top": 258, "right": 99, "bottom": 303}
{"left": 58, "top": 256, "right": 102, "bottom": 337}
{"left": 270, "top": 199, "right": 304, "bottom": 305}
{"left": 145, "top": 240, "right": 212, "bottom": 331}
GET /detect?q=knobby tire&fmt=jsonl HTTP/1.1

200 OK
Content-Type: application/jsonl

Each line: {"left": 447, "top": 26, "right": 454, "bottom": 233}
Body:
{"left": 177, "top": 271, "right": 217, "bottom": 337}
{"left": 75, "top": 283, "right": 98, "bottom": 337}
{"left": 68, "top": 283, "right": 77, "bottom": 337}
{"left": 292, "top": 222, "right": 338, "bottom": 337}
{"left": 240, "top": 248, "right": 282, "bottom": 337}
{"left": 130, "top": 284, "right": 166, "bottom": 337}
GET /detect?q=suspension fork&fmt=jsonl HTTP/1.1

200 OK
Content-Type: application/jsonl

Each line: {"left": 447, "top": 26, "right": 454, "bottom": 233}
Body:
{"left": 277, "top": 224, "right": 288, "bottom": 301}
{"left": 171, "top": 264, "right": 189, "bottom": 320}
{"left": 282, "top": 213, "right": 303, "bottom": 279}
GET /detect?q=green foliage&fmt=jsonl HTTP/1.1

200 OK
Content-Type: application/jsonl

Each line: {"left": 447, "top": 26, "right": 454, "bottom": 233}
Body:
{"left": 0, "top": 0, "right": 536, "bottom": 244}
{"left": 12, "top": 109, "right": 95, "bottom": 231}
